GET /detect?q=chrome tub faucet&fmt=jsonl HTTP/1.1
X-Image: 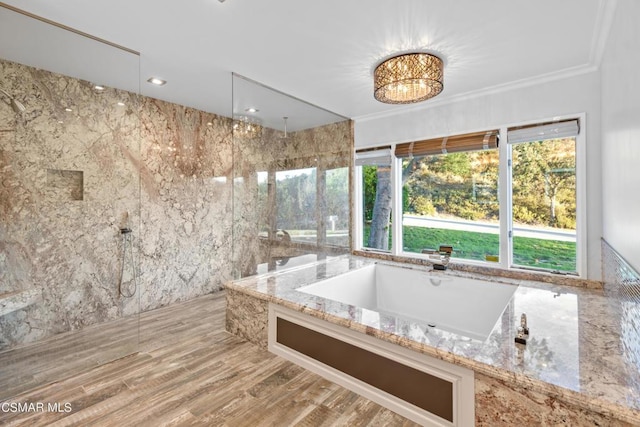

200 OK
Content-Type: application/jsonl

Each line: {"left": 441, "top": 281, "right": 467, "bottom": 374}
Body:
{"left": 422, "top": 245, "right": 453, "bottom": 270}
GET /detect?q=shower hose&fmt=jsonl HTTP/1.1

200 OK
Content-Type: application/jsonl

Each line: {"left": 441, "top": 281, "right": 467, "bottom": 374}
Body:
{"left": 118, "top": 227, "right": 137, "bottom": 298}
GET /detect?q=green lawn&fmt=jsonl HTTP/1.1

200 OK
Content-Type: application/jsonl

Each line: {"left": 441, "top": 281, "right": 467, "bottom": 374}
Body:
{"left": 364, "top": 225, "right": 576, "bottom": 272}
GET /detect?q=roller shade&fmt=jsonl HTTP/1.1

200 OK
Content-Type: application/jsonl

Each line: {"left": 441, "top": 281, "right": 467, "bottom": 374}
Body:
{"left": 395, "top": 130, "right": 499, "bottom": 158}
{"left": 507, "top": 119, "right": 579, "bottom": 144}
{"left": 355, "top": 147, "right": 392, "bottom": 166}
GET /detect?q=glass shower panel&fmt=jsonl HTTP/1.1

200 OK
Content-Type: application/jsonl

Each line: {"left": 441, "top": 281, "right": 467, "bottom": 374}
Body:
{"left": 0, "top": 5, "right": 140, "bottom": 399}
{"left": 231, "top": 74, "right": 352, "bottom": 279}
{"left": 275, "top": 167, "right": 317, "bottom": 243}
{"left": 325, "top": 166, "right": 350, "bottom": 247}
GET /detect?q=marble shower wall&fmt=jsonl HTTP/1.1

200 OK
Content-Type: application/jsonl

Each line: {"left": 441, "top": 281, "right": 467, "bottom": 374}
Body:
{"left": 0, "top": 59, "right": 141, "bottom": 349}
{"left": 233, "top": 121, "right": 352, "bottom": 278}
{"left": 0, "top": 58, "right": 232, "bottom": 350}
{"left": 138, "top": 97, "right": 232, "bottom": 311}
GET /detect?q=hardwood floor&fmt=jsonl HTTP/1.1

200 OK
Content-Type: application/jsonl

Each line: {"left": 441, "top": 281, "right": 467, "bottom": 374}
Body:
{"left": 0, "top": 292, "right": 420, "bottom": 426}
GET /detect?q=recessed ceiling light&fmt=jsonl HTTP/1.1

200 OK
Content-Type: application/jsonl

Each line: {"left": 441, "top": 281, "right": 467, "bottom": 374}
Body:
{"left": 207, "top": 122, "right": 213, "bottom": 126}
{"left": 94, "top": 85, "right": 105, "bottom": 91}
{"left": 117, "top": 102, "right": 126, "bottom": 107}
{"left": 147, "top": 77, "right": 167, "bottom": 86}
{"left": 245, "top": 107, "right": 259, "bottom": 113}
{"left": 65, "top": 107, "right": 73, "bottom": 112}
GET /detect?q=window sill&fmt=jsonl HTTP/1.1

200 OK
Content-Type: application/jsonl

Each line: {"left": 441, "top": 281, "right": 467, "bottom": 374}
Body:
{"left": 351, "top": 249, "right": 602, "bottom": 290}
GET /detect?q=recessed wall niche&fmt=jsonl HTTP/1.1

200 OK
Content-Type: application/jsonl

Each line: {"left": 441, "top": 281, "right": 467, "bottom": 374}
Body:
{"left": 46, "top": 169, "right": 84, "bottom": 201}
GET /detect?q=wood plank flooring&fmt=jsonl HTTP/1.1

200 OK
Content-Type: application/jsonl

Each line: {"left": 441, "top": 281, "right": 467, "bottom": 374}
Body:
{"left": 0, "top": 292, "right": 420, "bottom": 426}
{"left": 0, "top": 313, "right": 139, "bottom": 400}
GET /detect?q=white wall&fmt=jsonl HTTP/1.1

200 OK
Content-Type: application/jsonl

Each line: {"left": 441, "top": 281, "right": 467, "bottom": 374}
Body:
{"left": 354, "top": 71, "right": 603, "bottom": 280}
{"left": 601, "top": 0, "right": 640, "bottom": 273}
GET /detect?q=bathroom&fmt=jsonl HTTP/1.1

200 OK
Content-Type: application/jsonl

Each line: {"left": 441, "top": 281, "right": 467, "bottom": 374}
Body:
{"left": 1, "top": 0, "right": 639, "bottom": 425}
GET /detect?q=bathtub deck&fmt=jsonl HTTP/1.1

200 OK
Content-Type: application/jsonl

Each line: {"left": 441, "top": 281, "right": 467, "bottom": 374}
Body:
{"left": 225, "top": 255, "right": 640, "bottom": 425}
{"left": 0, "top": 292, "right": 419, "bottom": 426}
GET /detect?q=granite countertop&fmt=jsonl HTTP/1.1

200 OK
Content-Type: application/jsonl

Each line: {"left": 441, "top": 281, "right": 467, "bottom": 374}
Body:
{"left": 225, "top": 255, "right": 640, "bottom": 424}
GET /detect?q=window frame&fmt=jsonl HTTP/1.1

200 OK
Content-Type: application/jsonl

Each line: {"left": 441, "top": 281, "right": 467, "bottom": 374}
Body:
{"left": 354, "top": 147, "right": 394, "bottom": 252}
{"left": 354, "top": 113, "right": 587, "bottom": 278}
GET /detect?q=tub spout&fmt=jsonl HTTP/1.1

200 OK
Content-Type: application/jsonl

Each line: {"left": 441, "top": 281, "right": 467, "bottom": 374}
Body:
{"left": 423, "top": 245, "right": 453, "bottom": 270}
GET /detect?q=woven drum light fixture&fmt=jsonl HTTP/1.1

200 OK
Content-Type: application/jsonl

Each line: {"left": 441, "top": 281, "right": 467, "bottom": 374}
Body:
{"left": 374, "top": 53, "right": 444, "bottom": 104}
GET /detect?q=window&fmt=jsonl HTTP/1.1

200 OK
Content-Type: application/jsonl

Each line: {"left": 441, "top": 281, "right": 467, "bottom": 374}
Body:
{"left": 508, "top": 120, "right": 579, "bottom": 273}
{"left": 355, "top": 148, "right": 393, "bottom": 251}
{"left": 397, "top": 130, "right": 500, "bottom": 262}
{"left": 355, "top": 117, "right": 584, "bottom": 276}
{"left": 401, "top": 149, "right": 500, "bottom": 261}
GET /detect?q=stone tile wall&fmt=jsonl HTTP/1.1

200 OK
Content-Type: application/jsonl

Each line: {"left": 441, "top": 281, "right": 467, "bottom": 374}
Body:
{"left": 602, "top": 239, "right": 640, "bottom": 390}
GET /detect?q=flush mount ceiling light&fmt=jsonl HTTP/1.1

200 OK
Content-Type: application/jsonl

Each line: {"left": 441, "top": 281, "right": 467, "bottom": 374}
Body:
{"left": 374, "top": 52, "right": 444, "bottom": 104}
{"left": 147, "top": 77, "right": 167, "bottom": 86}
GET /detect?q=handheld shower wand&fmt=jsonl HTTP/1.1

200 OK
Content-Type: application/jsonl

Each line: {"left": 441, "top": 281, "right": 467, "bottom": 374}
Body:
{"left": 0, "top": 88, "right": 26, "bottom": 114}
{"left": 118, "top": 211, "right": 137, "bottom": 298}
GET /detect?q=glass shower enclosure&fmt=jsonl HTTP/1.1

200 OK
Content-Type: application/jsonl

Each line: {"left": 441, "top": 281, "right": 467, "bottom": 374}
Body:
{"left": 231, "top": 74, "right": 352, "bottom": 278}
{"left": 0, "top": 5, "right": 141, "bottom": 399}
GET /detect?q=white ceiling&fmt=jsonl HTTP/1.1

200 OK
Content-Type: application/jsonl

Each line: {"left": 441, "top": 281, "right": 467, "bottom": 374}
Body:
{"left": 0, "top": 0, "right": 612, "bottom": 131}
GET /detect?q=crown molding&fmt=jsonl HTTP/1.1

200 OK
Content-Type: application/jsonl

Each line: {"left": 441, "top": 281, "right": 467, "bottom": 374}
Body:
{"left": 589, "top": 0, "right": 618, "bottom": 68}
{"left": 355, "top": 0, "right": 616, "bottom": 125}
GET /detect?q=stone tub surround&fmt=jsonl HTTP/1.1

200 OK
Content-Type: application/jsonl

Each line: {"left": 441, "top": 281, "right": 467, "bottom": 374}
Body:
{"left": 224, "top": 255, "right": 640, "bottom": 425}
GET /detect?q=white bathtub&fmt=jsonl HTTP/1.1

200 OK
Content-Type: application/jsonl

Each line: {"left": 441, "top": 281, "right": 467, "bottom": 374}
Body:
{"left": 297, "top": 263, "right": 518, "bottom": 341}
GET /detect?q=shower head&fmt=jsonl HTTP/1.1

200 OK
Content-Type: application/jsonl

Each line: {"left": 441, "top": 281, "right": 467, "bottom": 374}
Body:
{"left": 0, "top": 88, "right": 26, "bottom": 114}
{"left": 280, "top": 116, "right": 289, "bottom": 139}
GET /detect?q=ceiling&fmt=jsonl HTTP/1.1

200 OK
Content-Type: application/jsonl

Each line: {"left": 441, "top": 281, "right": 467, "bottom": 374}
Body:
{"left": 0, "top": 0, "right": 613, "bottom": 131}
